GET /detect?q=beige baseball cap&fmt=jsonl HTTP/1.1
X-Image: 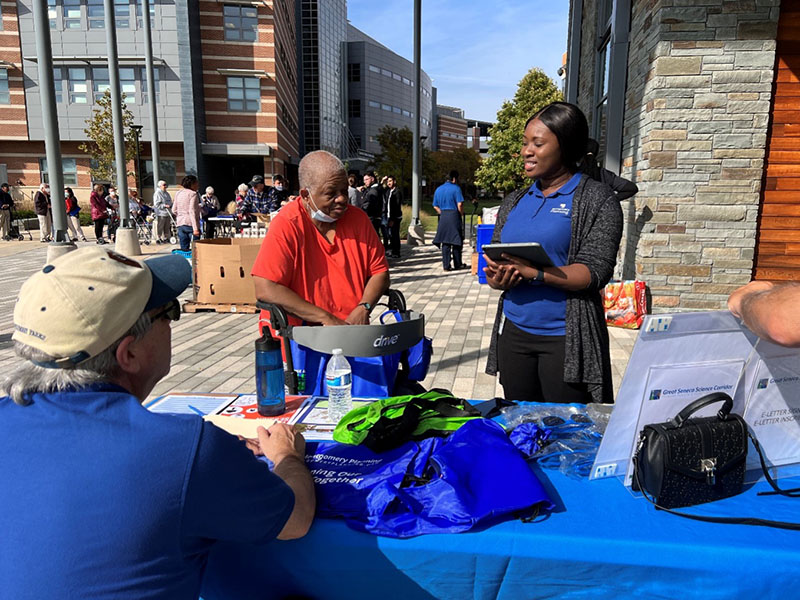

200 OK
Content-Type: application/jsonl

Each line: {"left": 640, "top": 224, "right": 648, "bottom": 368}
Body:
{"left": 13, "top": 247, "right": 192, "bottom": 368}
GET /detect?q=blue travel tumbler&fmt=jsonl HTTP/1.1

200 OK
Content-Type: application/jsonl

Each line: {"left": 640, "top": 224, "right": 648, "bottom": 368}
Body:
{"left": 255, "top": 332, "right": 285, "bottom": 416}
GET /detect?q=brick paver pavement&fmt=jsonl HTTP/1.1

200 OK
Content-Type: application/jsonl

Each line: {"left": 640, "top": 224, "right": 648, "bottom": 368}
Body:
{"left": 0, "top": 235, "right": 638, "bottom": 403}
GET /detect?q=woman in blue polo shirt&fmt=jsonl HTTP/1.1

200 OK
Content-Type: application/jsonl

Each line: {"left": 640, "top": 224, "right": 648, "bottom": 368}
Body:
{"left": 484, "top": 102, "right": 623, "bottom": 404}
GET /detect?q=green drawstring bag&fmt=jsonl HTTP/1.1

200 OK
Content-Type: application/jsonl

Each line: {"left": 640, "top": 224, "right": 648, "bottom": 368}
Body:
{"left": 333, "top": 389, "right": 482, "bottom": 452}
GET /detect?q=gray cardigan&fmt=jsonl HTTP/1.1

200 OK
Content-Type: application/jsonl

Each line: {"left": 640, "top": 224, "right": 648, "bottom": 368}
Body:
{"left": 485, "top": 174, "right": 623, "bottom": 404}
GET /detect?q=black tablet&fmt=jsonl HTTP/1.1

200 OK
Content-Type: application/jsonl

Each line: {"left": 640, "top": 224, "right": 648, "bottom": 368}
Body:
{"left": 482, "top": 242, "right": 554, "bottom": 267}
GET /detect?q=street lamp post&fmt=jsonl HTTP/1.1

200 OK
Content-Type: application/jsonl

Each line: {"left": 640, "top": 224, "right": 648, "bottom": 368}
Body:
{"left": 131, "top": 124, "right": 143, "bottom": 192}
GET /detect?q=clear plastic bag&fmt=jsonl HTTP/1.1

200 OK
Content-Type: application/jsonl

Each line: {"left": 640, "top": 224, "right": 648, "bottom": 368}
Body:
{"left": 499, "top": 403, "right": 612, "bottom": 480}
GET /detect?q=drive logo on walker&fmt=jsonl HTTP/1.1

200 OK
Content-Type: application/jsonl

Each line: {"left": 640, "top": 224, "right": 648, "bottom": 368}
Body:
{"left": 648, "top": 383, "right": 734, "bottom": 400}
{"left": 373, "top": 334, "right": 399, "bottom": 348}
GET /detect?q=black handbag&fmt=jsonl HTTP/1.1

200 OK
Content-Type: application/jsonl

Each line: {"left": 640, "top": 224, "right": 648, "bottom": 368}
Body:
{"left": 632, "top": 392, "right": 746, "bottom": 508}
{"left": 632, "top": 392, "right": 800, "bottom": 530}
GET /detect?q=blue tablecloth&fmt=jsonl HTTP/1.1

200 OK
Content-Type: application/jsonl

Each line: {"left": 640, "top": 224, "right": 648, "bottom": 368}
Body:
{"left": 201, "top": 466, "right": 800, "bottom": 599}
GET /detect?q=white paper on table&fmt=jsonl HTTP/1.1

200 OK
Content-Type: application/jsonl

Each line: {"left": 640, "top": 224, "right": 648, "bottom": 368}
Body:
{"left": 744, "top": 355, "right": 800, "bottom": 469}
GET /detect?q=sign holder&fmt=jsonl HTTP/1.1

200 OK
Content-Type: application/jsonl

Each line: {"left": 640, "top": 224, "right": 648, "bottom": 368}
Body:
{"left": 592, "top": 311, "right": 800, "bottom": 486}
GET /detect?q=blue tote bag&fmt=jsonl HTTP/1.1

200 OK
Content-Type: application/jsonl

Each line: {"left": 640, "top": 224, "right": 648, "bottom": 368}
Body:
{"left": 289, "top": 340, "right": 401, "bottom": 398}
{"left": 307, "top": 419, "right": 554, "bottom": 538}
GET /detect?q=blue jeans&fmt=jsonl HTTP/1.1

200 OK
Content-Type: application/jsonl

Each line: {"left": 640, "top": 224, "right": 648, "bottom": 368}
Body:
{"left": 177, "top": 225, "right": 196, "bottom": 251}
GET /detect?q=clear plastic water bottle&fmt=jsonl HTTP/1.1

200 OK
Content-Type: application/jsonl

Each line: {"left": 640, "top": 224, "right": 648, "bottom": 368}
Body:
{"left": 326, "top": 348, "right": 352, "bottom": 423}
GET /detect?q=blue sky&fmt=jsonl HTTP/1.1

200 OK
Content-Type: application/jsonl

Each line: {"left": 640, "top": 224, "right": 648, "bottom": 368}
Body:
{"left": 346, "top": 0, "right": 570, "bottom": 123}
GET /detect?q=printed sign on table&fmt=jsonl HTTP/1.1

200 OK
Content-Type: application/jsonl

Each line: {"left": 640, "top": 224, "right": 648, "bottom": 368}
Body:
{"left": 622, "top": 360, "right": 745, "bottom": 485}
{"left": 744, "top": 355, "right": 800, "bottom": 469}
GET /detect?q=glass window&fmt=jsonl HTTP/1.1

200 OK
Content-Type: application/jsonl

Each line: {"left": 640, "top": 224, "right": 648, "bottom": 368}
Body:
{"left": 53, "top": 68, "right": 63, "bottom": 103}
{"left": 348, "top": 98, "right": 360, "bottom": 118}
{"left": 141, "top": 66, "right": 160, "bottom": 103}
{"left": 88, "top": 0, "right": 105, "bottom": 29}
{"left": 368, "top": 64, "right": 380, "bottom": 73}
{"left": 143, "top": 159, "right": 176, "bottom": 186}
{"left": 598, "top": 0, "right": 613, "bottom": 31}
{"left": 115, "top": 0, "right": 130, "bottom": 28}
{"left": 402, "top": 77, "right": 410, "bottom": 85}
{"left": 402, "top": 109, "right": 410, "bottom": 117}
{"left": 92, "top": 67, "right": 109, "bottom": 102}
{"left": 381, "top": 68, "right": 391, "bottom": 78}
{"left": 393, "top": 73, "right": 402, "bottom": 82}
{"left": 136, "top": 0, "right": 156, "bottom": 28}
{"left": 227, "top": 76, "right": 260, "bottom": 112}
{"left": 69, "top": 67, "right": 88, "bottom": 104}
{"left": 40, "top": 158, "right": 78, "bottom": 185}
{"left": 120, "top": 67, "right": 136, "bottom": 103}
{"left": 347, "top": 63, "right": 360, "bottom": 82}
{"left": 392, "top": 106, "right": 401, "bottom": 114}
{"left": 368, "top": 100, "right": 379, "bottom": 109}
{"left": 0, "top": 70, "right": 8, "bottom": 104}
{"left": 382, "top": 103, "right": 391, "bottom": 112}
{"left": 593, "top": 22, "right": 612, "bottom": 157}
{"left": 64, "top": 0, "right": 82, "bottom": 29}
{"left": 224, "top": 4, "right": 258, "bottom": 41}
{"left": 47, "top": 0, "right": 57, "bottom": 29}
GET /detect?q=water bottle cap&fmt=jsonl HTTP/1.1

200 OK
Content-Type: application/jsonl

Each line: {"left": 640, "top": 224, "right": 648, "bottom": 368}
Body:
{"left": 255, "top": 331, "right": 282, "bottom": 352}
{"left": 331, "top": 348, "right": 342, "bottom": 356}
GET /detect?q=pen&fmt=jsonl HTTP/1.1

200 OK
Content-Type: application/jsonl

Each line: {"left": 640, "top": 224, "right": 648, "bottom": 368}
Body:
{"left": 187, "top": 405, "right": 205, "bottom": 416}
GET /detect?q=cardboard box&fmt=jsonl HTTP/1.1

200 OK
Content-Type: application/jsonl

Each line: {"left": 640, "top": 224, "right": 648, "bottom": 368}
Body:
{"left": 194, "top": 238, "right": 264, "bottom": 304}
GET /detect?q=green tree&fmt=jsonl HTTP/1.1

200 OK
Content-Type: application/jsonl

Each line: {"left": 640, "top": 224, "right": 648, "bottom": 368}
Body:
{"left": 475, "top": 68, "right": 562, "bottom": 194}
{"left": 79, "top": 89, "right": 137, "bottom": 183}
{"left": 374, "top": 125, "right": 431, "bottom": 197}
{"left": 428, "top": 147, "right": 482, "bottom": 192}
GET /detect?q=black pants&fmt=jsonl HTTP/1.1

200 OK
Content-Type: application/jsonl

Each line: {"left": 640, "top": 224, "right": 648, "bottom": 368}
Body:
{"left": 204, "top": 219, "right": 216, "bottom": 239}
{"left": 442, "top": 244, "right": 463, "bottom": 269}
{"left": 371, "top": 218, "right": 382, "bottom": 239}
{"left": 497, "top": 317, "right": 591, "bottom": 404}
{"left": 387, "top": 219, "right": 401, "bottom": 255}
{"left": 93, "top": 217, "right": 106, "bottom": 240}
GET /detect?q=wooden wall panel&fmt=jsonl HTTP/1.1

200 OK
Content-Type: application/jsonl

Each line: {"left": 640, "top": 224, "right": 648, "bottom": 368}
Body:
{"left": 754, "top": 0, "right": 800, "bottom": 281}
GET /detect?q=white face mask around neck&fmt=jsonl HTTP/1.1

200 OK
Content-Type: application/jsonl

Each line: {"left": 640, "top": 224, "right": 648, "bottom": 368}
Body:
{"left": 306, "top": 192, "right": 338, "bottom": 223}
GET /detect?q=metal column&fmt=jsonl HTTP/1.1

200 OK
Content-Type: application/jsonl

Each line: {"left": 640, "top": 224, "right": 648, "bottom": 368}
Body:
{"left": 407, "top": 0, "right": 425, "bottom": 246}
{"left": 104, "top": 0, "right": 141, "bottom": 255}
{"left": 32, "top": 0, "right": 74, "bottom": 257}
{"left": 141, "top": 0, "right": 161, "bottom": 187}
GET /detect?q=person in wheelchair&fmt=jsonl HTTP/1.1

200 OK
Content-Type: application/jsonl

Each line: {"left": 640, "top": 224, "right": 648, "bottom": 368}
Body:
{"left": 252, "top": 150, "right": 389, "bottom": 329}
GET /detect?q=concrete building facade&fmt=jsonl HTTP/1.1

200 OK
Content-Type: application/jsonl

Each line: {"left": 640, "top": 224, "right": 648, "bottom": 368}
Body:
{"left": 345, "top": 23, "right": 433, "bottom": 160}
{"left": 567, "top": 0, "right": 797, "bottom": 311}
{"left": 0, "top": 0, "right": 298, "bottom": 206}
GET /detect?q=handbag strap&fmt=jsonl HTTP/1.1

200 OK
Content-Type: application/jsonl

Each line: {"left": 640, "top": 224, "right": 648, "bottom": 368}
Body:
{"left": 673, "top": 392, "right": 732, "bottom": 427}
{"left": 631, "top": 431, "right": 800, "bottom": 531}
{"left": 749, "top": 431, "right": 800, "bottom": 498}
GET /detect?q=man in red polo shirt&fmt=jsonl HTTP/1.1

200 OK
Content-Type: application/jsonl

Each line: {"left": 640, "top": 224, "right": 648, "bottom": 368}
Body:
{"left": 252, "top": 150, "right": 389, "bottom": 328}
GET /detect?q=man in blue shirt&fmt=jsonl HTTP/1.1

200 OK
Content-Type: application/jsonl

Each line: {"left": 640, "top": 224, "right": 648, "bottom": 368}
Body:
{"left": 0, "top": 247, "right": 315, "bottom": 600}
{"left": 432, "top": 170, "right": 466, "bottom": 271}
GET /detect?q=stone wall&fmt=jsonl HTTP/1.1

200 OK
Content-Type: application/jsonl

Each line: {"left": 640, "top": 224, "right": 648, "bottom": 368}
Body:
{"left": 573, "top": 0, "right": 781, "bottom": 311}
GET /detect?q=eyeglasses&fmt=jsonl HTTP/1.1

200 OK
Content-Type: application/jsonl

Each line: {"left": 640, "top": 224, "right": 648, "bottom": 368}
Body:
{"left": 150, "top": 299, "right": 181, "bottom": 323}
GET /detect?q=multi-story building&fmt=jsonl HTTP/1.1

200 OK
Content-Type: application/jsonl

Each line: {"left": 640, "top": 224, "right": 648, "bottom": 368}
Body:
{"left": 345, "top": 23, "right": 433, "bottom": 163}
{"left": 433, "top": 105, "right": 467, "bottom": 152}
{"left": 466, "top": 119, "right": 492, "bottom": 159}
{"left": 0, "top": 0, "right": 299, "bottom": 206}
{"left": 297, "top": 0, "right": 347, "bottom": 158}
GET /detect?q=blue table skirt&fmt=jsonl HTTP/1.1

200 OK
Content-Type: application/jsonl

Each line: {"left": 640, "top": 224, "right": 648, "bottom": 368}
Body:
{"left": 202, "top": 465, "right": 800, "bottom": 599}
